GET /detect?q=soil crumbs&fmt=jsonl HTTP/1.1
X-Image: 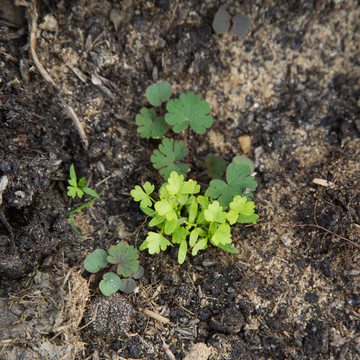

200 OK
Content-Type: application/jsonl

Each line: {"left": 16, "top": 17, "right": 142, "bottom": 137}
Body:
{"left": 0, "top": 0, "right": 360, "bottom": 359}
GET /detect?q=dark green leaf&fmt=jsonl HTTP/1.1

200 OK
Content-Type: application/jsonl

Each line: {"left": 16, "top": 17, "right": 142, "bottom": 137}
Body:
{"left": 84, "top": 249, "right": 108, "bottom": 273}
{"left": 107, "top": 241, "right": 139, "bottom": 278}
{"left": 99, "top": 272, "right": 121, "bottom": 296}
{"left": 151, "top": 138, "right": 189, "bottom": 179}
{"left": 146, "top": 81, "right": 172, "bottom": 106}
{"left": 136, "top": 108, "right": 168, "bottom": 139}
{"left": 205, "top": 163, "right": 257, "bottom": 207}
{"left": 119, "top": 278, "right": 137, "bottom": 293}
{"left": 205, "top": 155, "right": 227, "bottom": 179}
{"left": 165, "top": 92, "right": 213, "bottom": 134}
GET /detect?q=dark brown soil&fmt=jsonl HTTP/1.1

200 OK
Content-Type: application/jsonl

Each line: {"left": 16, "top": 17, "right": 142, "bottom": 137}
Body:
{"left": 1, "top": 1, "right": 359, "bottom": 359}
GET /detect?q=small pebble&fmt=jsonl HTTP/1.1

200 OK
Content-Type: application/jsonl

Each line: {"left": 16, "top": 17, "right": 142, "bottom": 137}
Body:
{"left": 238, "top": 135, "right": 252, "bottom": 154}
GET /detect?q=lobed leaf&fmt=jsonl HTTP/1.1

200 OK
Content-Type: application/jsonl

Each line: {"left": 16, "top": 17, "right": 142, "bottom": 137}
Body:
{"left": 131, "top": 182, "right": 154, "bottom": 208}
{"left": 165, "top": 92, "right": 213, "bottom": 134}
{"left": 136, "top": 108, "right": 167, "bottom": 139}
{"left": 151, "top": 138, "right": 189, "bottom": 179}
{"left": 205, "top": 163, "right": 257, "bottom": 208}
{"left": 107, "top": 241, "right": 139, "bottom": 278}
{"left": 140, "top": 232, "right": 171, "bottom": 254}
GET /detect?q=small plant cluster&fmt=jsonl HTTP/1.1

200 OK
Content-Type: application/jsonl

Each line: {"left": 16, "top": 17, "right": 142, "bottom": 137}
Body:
{"left": 131, "top": 167, "right": 258, "bottom": 264}
{"left": 66, "top": 164, "right": 101, "bottom": 236}
{"left": 212, "top": 7, "right": 250, "bottom": 37}
{"left": 136, "top": 82, "right": 213, "bottom": 179}
{"left": 84, "top": 241, "right": 144, "bottom": 296}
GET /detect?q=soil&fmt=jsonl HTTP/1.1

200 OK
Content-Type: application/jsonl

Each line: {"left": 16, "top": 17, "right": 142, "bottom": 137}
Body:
{"left": 0, "top": 0, "right": 360, "bottom": 359}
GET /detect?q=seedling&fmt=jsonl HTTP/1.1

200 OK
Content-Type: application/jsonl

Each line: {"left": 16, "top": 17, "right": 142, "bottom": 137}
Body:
{"left": 135, "top": 82, "right": 213, "bottom": 180}
{"left": 131, "top": 170, "right": 258, "bottom": 264}
{"left": 84, "top": 241, "right": 144, "bottom": 296}
{"left": 212, "top": 8, "right": 250, "bottom": 37}
{"left": 66, "top": 164, "right": 101, "bottom": 236}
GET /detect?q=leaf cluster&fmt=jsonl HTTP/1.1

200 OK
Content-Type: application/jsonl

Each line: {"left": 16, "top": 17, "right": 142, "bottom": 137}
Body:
{"left": 66, "top": 164, "right": 101, "bottom": 236}
{"left": 212, "top": 8, "right": 250, "bottom": 37}
{"left": 131, "top": 171, "right": 258, "bottom": 264}
{"left": 136, "top": 82, "right": 213, "bottom": 180}
{"left": 84, "top": 241, "right": 144, "bottom": 296}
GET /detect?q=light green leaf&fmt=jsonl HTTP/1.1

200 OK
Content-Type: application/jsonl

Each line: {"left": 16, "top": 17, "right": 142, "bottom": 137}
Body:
{"left": 204, "top": 201, "right": 227, "bottom": 223}
{"left": 172, "top": 227, "right": 190, "bottom": 244}
{"left": 136, "top": 108, "right": 168, "bottom": 139}
{"left": 178, "top": 239, "right": 187, "bottom": 264}
{"left": 192, "top": 238, "right": 208, "bottom": 256}
{"left": 211, "top": 223, "right": 232, "bottom": 246}
{"left": 166, "top": 171, "right": 184, "bottom": 196}
{"left": 155, "top": 199, "right": 177, "bottom": 220}
{"left": 140, "top": 232, "right": 171, "bottom": 254}
{"left": 237, "top": 213, "right": 259, "bottom": 224}
{"left": 146, "top": 81, "right": 172, "bottom": 106}
{"left": 164, "top": 218, "right": 179, "bottom": 234}
{"left": 188, "top": 197, "right": 198, "bottom": 224}
{"left": 165, "top": 92, "right": 213, "bottom": 134}
{"left": 131, "top": 182, "right": 154, "bottom": 208}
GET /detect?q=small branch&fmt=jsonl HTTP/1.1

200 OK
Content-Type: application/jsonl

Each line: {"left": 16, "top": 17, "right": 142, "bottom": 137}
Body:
{"left": 26, "top": 0, "right": 89, "bottom": 150}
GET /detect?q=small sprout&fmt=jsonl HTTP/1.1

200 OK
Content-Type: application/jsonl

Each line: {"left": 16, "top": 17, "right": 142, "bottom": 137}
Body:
{"left": 136, "top": 108, "right": 168, "bottom": 139}
{"left": 232, "top": 14, "right": 250, "bottom": 38}
{"left": 212, "top": 8, "right": 230, "bottom": 34}
{"left": 146, "top": 81, "right": 172, "bottom": 107}
{"left": 205, "top": 154, "right": 227, "bottom": 179}
{"left": 83, "top": 241, "right": 144, "bottom": 296}
{"left": 165, "top": 92, "right": 213, "bottom": 134}
{"left": 212, "top": 9, "right": 250, "bottom": 38}
{"left": 66, "top": 164, "right": 101, "bottom": 237}
{"left": 151, "top": 138, "right": 189, "bottom": 179}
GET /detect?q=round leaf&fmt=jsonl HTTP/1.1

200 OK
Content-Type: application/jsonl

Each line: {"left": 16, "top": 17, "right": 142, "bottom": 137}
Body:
{"left": 99, "top": 272, "right": 121, "bottom": 296}
{"left": 132, "top": 265, "right": 144, "bottom": 280}
{"left": 119, "top": 278, "right": 137, "bottom": 294}
{"left": 212, "top": 8, "right": 230, "bottom": 34}
{"left": 146, "top": 82, "right": 172, "bottom": 107}
{"left": 232, "top": 14, "right": 250, "bottom": 38}
{"left": 84, "top": 249, "right": 108, "bottom": 273}
{"left": 232, "top": 155, "right": 254, "bottom": 173}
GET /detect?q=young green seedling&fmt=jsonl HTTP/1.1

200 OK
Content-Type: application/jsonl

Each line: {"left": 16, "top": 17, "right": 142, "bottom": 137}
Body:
{"left": 66, "top": 164, "right": 101, "bottom": 236}
{"left": 131, "top": 170, "right": 258, "bottom": 264}
{"left": 84, "top": 241, "right": 144, "bottom": 296}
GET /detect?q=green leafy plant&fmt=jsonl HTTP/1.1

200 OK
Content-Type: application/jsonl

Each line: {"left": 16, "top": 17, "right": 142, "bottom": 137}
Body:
{"left": 135, "top": 82, "right": 213, "bottom": 180}
{"left": 205, "top": 155, "right": 227, "bottom": 179}
{"left": 84, "top": 241, "right": 144, "bottom": 296}
{"left": 131, "top": 171, "right": 258, "bottom": 264}
{"left": 66, "top": 164, "right": 101, "bottom": 236}
{"left": 212, "top": 8, "right": 250, "bottom": 37}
